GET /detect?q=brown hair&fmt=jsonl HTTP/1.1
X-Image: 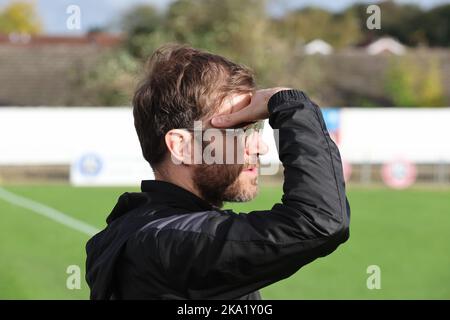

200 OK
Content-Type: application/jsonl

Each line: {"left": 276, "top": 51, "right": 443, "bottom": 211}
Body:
{"left": 133, "top": 43, "right": 256, "bottom": 167}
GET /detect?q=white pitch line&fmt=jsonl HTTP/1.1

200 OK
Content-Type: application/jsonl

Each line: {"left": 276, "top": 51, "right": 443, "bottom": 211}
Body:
{"left": 0, "top": 187, "right": 100, "bottom": 236}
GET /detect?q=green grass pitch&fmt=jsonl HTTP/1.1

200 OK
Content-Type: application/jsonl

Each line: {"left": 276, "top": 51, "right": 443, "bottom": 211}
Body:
{"left": 0, "top": 184, "right": 449, "bottom": 299}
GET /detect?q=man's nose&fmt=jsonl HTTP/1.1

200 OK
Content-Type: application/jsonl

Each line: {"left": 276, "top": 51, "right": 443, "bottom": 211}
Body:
{"left": 246, "top": 134, "right": 269, "bottom": 156}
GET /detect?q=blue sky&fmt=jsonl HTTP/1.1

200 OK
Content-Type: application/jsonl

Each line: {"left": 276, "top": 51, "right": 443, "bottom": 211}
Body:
{"left": 1, "top": 0, "right": 449, "bottom": 34}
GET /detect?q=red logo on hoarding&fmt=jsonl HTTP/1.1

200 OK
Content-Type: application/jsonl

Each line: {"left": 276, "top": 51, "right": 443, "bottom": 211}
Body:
{"left": 381, "top": 159, "right": 417, "bottom": 189}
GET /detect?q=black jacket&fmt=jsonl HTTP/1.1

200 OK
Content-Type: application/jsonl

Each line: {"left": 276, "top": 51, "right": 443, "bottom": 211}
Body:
{"left": 85, "top": 89, "right": 351, "bottom": 300}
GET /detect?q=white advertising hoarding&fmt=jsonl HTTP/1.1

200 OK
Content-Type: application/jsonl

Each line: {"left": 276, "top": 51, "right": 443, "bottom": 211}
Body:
{"left": 1, "top": 107, "right": 450, "bottom": 185}
{"left": 339, "top": 108, "right": 450, "bottom": 164}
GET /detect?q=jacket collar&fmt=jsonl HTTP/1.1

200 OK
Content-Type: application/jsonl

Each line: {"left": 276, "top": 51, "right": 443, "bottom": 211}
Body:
{"left": 141, "top": 180, "right": 215, "bottom": 212}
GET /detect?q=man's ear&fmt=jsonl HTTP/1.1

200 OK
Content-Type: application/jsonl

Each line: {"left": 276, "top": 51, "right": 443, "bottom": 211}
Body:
{"left": 165, "top": 129, "right": 193, "bottom": 165}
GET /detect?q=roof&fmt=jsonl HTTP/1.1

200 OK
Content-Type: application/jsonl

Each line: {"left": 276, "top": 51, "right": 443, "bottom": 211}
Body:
{"left": 304, "top": 39, "right": 333, "bottom": 55}
{"left": 366, "top": 37, "right": 406, "bottom": 55}
{"left": 0, "top": 33, "right": 123, "bottom": 47}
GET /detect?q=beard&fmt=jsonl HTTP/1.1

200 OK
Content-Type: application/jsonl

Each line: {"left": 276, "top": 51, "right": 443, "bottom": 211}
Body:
{"left": 193, "top": 161, "right": 259, "bottom": 208}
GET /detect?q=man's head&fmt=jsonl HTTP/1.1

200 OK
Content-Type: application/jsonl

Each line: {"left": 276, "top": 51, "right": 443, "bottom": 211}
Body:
{"left": 133, "top": 44, "right": 268, "bottom": 207}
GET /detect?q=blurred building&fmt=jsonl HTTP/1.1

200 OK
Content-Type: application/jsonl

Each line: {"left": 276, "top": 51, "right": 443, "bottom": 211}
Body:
{"left": 0, "top": 33, "right": 122, "bottom": 106}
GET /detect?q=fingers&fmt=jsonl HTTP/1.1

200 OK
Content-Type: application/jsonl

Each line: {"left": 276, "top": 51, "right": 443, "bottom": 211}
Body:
{"left": 210, "top": 87, "right": 290, "bottom": 128}
{"left": 228, "top": 93, "right": 252, "bottom": 114}
{"left": 211, "top": 93, "right": 254, "bottom": 127}
{"left": 211, "top": 107, "right": 252, "bottom": 128}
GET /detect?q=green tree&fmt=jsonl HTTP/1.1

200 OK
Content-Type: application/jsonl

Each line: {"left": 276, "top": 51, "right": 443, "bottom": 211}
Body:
{"left": 373, "top": 1, "right": 422, "bottom": 46}
{"left": 385, "top": 56, "right": 446, "bottom": 107}
{"left": 121, "top": 4, "right": 162, "bottom": 35}
{"left": 165, "top": 0, "right": 290, "bottom": 86}
{"left": 120, "top": 4, "right": 169, "bottom": 58}
{"left": 348, "top": 1, "right": 450, "bottom": 47}
{"left": 274, "top": 7, "right": 362, "bottom": 48}
{"left": 418, "top": 4, "right": 450, "bottom": 47}
{"left": 385, "top": 56, "right": 420, "bottom": 106}
{"left": 83, "top": 50, "right": 139, "bottom": 106}
{"left": 417, "top": 59, "right": 445, "bottom": 106}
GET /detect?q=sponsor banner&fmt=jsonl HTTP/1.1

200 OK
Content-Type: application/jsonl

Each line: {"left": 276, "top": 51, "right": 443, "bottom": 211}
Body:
{"left": 70, "top": 152, "right": 154, "bottom": 186}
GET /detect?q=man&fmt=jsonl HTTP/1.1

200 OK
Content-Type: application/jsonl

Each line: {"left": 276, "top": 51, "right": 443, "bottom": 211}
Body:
{"left": 85, "top": 44, "right": 350, "bottom": 300}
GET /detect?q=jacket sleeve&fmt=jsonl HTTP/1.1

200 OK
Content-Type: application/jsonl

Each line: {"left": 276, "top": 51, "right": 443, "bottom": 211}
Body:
{"left": 157, "top": 90, "right": 351, "bottom": 299}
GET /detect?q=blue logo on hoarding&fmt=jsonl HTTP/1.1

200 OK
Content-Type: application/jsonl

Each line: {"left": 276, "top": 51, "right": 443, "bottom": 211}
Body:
{"left": 321, "top": 108, "right": 340, "bottom": 132}
{"left": 78, "top": 153, "right": 103, "bottom": 177}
